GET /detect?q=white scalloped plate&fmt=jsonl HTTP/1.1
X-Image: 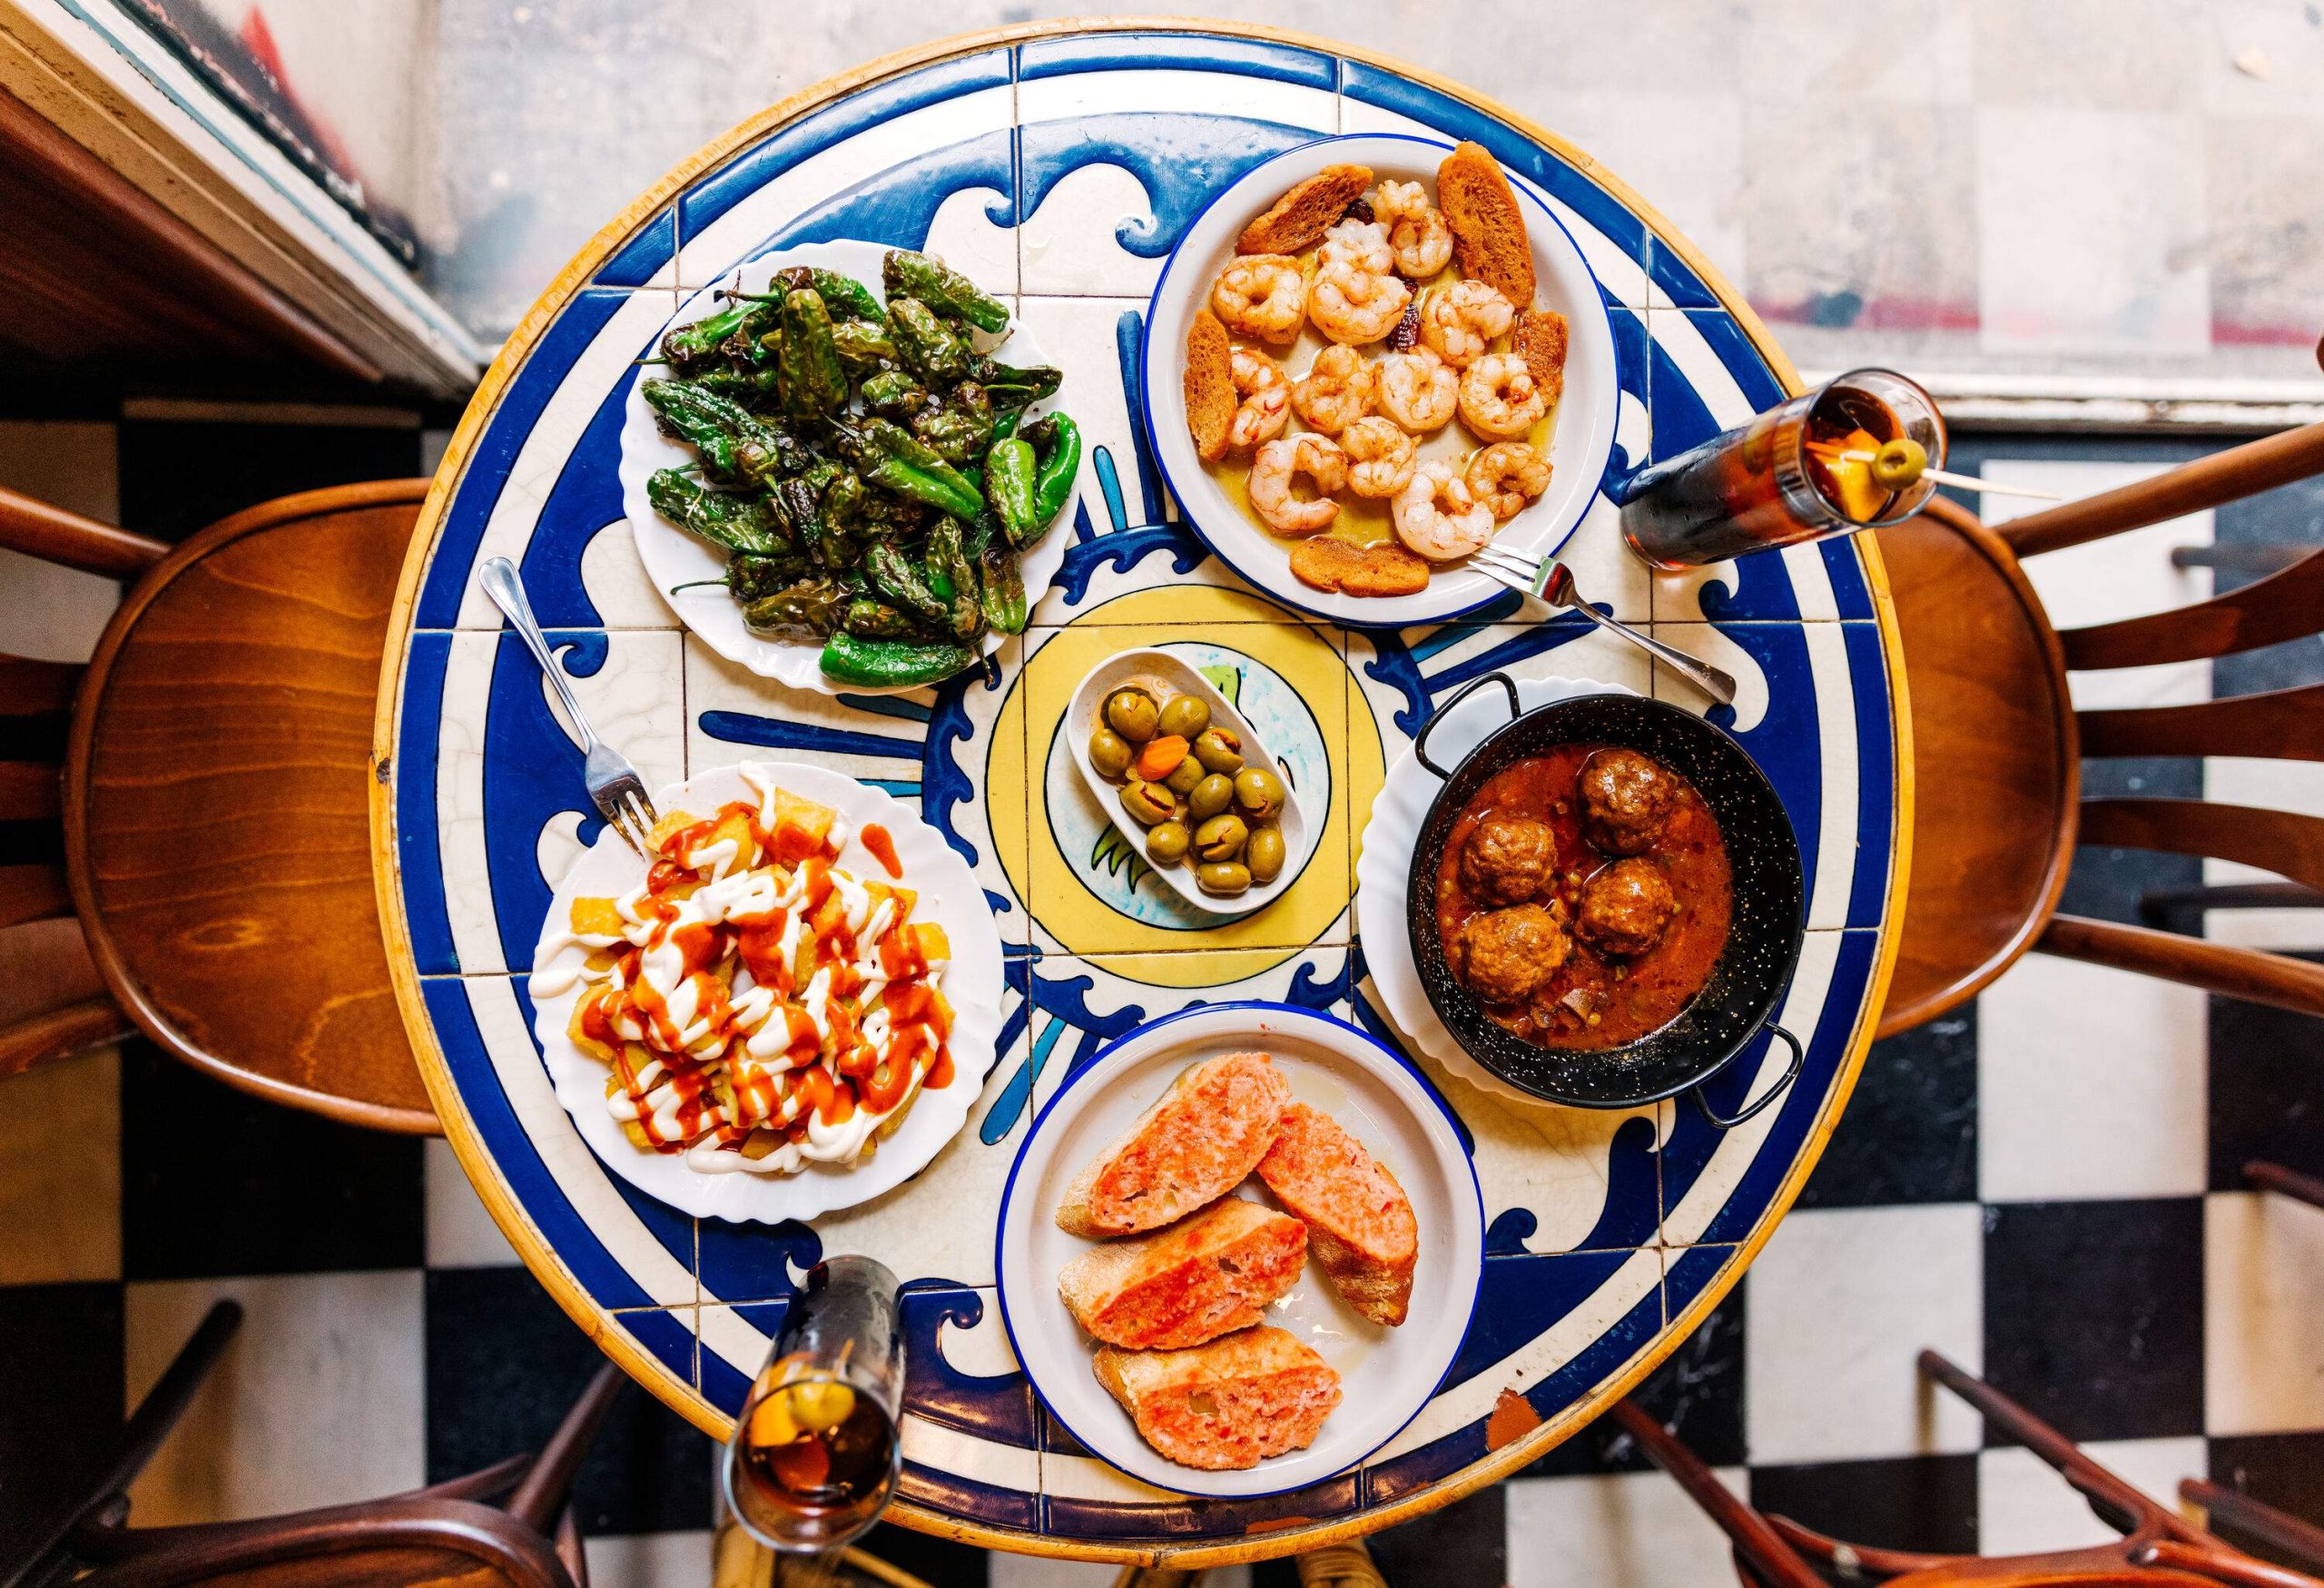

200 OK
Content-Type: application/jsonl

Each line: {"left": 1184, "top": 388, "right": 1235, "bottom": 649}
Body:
{"left": 1355, "top": 676, "right": 1640, "bottom": 1106}
{"left": 620, "top": 239, "right": 1065, "bottom": 695}
{"left": 527, "top": 760, "right": 1007, "bottom": 1222}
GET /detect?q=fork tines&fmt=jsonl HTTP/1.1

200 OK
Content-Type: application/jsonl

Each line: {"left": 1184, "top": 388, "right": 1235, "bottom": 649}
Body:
{"left": 596, "top": 784, "right": 659, "bottom": 859}
{"left": 1472, "top": 545, "right": 1549, "bottom": 597}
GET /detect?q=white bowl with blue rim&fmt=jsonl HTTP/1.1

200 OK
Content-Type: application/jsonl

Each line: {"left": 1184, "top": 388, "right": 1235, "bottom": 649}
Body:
{"left": 619, "top": 239, "right": 1067, "bottom": 695}
{"left": 996, "top": 1001, "right": 1483, "bottom": 1497}
{"left": 1139, "top": 133, "right": 1618, "bottom": 628}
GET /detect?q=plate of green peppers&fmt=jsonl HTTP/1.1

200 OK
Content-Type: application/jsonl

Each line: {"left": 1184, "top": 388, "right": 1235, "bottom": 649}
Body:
{"left": 620, "top": 240, "right": 1081, "bottom": 694}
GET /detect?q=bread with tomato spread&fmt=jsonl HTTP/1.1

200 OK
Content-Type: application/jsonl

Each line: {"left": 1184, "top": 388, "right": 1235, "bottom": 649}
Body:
{"left": 1094, "top": 1327, "right": 1342, "bottom": 1470}
{"left": 1056, "top": 1050, "right": 1290, "bottom": 1238}
{"left": 1059, "top": 1198, "right": 1306, "bottom": 1350}
{"left": 1255, "top": 1101, "right": 1418, "bottom": 1326}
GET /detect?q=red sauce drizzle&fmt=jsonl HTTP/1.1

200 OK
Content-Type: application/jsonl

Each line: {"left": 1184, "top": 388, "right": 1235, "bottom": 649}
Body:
{"left": 861, "top": 824, "right": 902, "bottom": 878}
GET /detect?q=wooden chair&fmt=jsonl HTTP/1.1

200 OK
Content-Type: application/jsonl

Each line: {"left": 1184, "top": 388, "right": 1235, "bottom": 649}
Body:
{"left": 1870, "top": 413, "right": 2324, "bottom": 1038}
{"left": 0, "top": 478, "right": 438, "bottom": 1130}
{"left": 4, "top": 1299, "right": 625, "bottom": 1588}
{"left": 1610, "top": 1347, "right": 2324, "bottom": 1587}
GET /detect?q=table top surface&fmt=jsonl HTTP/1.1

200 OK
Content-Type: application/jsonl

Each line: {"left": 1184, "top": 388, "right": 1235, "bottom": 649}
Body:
{"left": 369, "top": 21, "right": 1908, "bottom": 1566}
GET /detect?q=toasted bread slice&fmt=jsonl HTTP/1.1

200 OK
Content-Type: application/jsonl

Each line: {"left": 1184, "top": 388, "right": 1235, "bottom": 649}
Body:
{"left": 1056, "top": 1050, "right": 1290, "bottom": 1238}
{"left": 1185, "top": 309, "right": 1236, "bottom": 464}
{"left": 1236, "top": 163, "right": 1373, "bottom": 256}
{"left": 1513, "top": 307, "right": 1570, "bottom": 409}
{"left": 1094, "top": 1327, "right": 1342, "bottom": 1470}
{"left": 1256, "top": 1102, "right": 1417, "bottom": 1326}
{"left": 1288, "top": 538, "right": 1431, "bottom": 597}
{"left": 1437, "top": 142, "right": 1534, "bottom": 308}
{"left": 1059, "top": 1198, "right": 1306, "bottom": 1349}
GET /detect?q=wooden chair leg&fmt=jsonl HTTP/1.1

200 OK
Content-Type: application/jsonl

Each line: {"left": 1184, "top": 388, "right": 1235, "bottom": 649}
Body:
{"left": 507, "top": 1361, "right": 628, "bottom": 1534}
{"left": 555, "top": 1504, "right": 586, "bottom": 1588}
{"left": 2247, "top": 1162, "right": 2324, "bottom": 1212}
{"left": 2185, "top": 1478, "right": 2324, "bottom": 1575}
{"left": 1916, "top": 1348, "right": 2202, "bottom": 1544}
{"left": 1607, "top": 1399, "right": 1825, "bottom": 1588}
{"left": 5, "top": 1301, "right": 243, "bottom": 1583}
{"left": 1294, "top": 1540, "right": 1386, "bottom": 1587}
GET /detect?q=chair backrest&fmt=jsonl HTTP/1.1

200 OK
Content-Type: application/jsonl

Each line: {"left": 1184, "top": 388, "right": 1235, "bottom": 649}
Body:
{"left": 0, "top": 478, "right": 438, "bottom": 1129}
{"left": 0, "top": 488, "right": 162, "bottom": 1074}
{"left": 1989, "top": 421, "right": 2324, "bottom": 1018}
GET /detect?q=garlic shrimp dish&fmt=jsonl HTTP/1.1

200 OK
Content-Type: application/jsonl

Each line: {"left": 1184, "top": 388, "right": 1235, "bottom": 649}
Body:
{"left": 532, "top": 767, "right": 960, "bottom": 1178}
{"left": 1180, "top": 143, "right": 1570, "bottom": 601}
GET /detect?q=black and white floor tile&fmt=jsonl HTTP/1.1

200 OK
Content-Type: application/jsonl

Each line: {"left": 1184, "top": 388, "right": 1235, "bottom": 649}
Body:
{"left": 4, "top": 415, "right": 2322, "bottom": 1586}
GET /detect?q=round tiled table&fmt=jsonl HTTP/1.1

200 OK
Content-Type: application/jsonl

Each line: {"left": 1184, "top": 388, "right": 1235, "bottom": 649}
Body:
{"left": 371, "top": 22, "right": 1909, "bottom": 1566}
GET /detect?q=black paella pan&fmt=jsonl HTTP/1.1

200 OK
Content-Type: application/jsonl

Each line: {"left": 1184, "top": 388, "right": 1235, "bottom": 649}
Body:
{"left": 1405, "top": 675, "right": 1807, "bottom": 1123}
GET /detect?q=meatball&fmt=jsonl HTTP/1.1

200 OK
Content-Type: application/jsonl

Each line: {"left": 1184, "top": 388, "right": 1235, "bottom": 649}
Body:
{"left": 1580, "top": 749, "right": 1677, "bottom": 855}
{"left": 1459, "top": 815, "right": 1557, "bottom": 905}
{"left": 1456, "top": 903, "right": 1571, "bottom": 1004}
{"left": 1576, "top": 858, "right": 1677, "bottom": 957}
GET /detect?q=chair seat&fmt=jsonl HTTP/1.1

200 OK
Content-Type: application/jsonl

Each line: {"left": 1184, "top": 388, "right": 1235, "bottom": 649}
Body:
{"left": 67, "top": 483, "right": 434, "bottom": 1129}
{"left": 1871, "top": 503, "right": 2080, "bottom": 1038}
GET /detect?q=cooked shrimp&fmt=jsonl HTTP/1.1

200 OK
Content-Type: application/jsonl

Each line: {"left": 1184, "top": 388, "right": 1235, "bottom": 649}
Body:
{"left": 1228, "top": 347, "right": 1291, "bottom": 450}
{"left": 1466, "top": 442, "right": 1551, "bottom": 519}
{"left": 1393, "top": 459, "right": 1498, "bottom": 561}
{"left": 1210, "top": 254, "right": 1307, "bottom": 343}
{"left": 1457, "top": 352, "right": 1549, "bottom": 439}
{"left": 1374, "top": 347, "right": 1459, "bottom": 434}
{"left": 1290, "top": 344, "right": 1375, "bottom": 434}
{"left": 1317, "top": 217, "right": 1394, "bottom": 276}
{"left": 1310, "top": 258, "right": 1412, "bottom": 346}
{"left": 1420, "top": 279, "right": 1515, "bottom": 368}
{"left": 1342, "top": 417, "right": 1419, "bottom": 498}
{"left": 1374, "top": 180, "right": 1453, "bottom": 278}
{"left": 1248, "top": 434, "right": 1349, "bottom": 536}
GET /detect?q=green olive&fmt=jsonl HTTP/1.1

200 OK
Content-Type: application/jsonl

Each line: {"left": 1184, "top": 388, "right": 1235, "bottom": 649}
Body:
{"left": 1088, "top": 726, "right": 1133, "bottom": 780}
{"left": 1104, "top": 686, "right": 1160, "bottom": 743}
{"left": 1246, "top": 825, "right": 1287, "bottom": 883}
{"left": 1163, "top": 756, "right": 1207, "bottom": 797}
{"left": 1191, "top": 726, "right": 1245, "bottom": 774}
{"left": 1194, "top": 813, "right": 1249, "bottom": 863}
{"left": 1188, "top": 773, "right": 1235, "bottom": 821}
{"left": 1197, "top": 861, "right": 1253, "bottom": 897}
{"left": 1232, "top": 766, "right": 1286, "bottom": 820}
{"left": 1119, "top": 778, "right": 1176, "bottom": 826}
{"left": 1146, "top": 819, "right": 1191, "bottom": 865}
{"left": 1157, "top": 695, "right": 1210, "bottom": 740}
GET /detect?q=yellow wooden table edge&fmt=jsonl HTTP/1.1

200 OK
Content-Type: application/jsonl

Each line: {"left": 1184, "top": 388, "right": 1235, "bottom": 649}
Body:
{"left": 367, "top": 15, "right": 1915, "bottom": 1566}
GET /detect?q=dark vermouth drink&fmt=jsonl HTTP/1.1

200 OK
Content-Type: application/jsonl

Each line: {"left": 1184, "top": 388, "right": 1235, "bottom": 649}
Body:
{"left": 722, "top": 1256, "right": 904, "bottom": 1555}
{"left": 1619, "top": 368, "right": 1945, "bottom": 568}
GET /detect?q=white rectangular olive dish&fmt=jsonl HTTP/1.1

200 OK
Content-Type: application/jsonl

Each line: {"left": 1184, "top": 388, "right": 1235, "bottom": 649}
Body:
{"left": 1066, "top": 647, "right": 1311, "bottom": 917}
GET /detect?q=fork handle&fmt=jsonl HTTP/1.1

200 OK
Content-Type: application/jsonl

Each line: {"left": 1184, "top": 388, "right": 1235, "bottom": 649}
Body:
{"left": 479, "top": 557, "right": 602, "bottom": 751}
{"left": 1565, "top": 601, "right": 1740, "bottom": 706}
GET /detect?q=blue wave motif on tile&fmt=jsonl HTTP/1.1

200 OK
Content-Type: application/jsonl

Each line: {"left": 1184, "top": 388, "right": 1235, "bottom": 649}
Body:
{"left": 697, "top": 1217, "right": 821, "bottom": 1308}
{"left": 519, "top": 370, "right": 634, "bottom": 630}
{"left": 1699, "top": 622, "right": 1824, "bottom": 911}
{"left": 1658, "top": 932, "right": 1877, "bottom": 1247}
{"left": 898, "top": 1283, "right": 1039, "bottom": 1448}
{"left": 482, "top": 630, "right": 612, "bottom": 972}
{"left": 748, "top": 129, "right": 1014, "bottom": 259}
{"left": 1359, "top": 617, "right": 1607, "bottom": 742}
{"left": 1019, "top": 113, "right": 1323, "bottom": 258}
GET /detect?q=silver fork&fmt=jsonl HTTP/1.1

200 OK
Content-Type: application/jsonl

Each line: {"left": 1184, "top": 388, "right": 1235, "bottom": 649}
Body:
{"left": 478, "top": 556, "right": 661, "bottom": 857}
{"left": 1471, "top": 547, "right": 1738, "bottom": 706}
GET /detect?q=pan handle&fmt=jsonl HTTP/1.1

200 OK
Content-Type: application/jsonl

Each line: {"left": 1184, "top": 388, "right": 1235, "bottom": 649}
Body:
{"left": 1691, "top": 1023, "right": 1803, "bottom": 1130}
{"left": 1414, "top": 672, "right": 1521, "bottom": 780}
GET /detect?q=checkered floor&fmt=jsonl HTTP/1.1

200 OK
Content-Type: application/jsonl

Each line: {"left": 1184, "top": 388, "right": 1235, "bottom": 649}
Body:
{"left": 4, "top": 415, "right": 2322, "bottom": 1587}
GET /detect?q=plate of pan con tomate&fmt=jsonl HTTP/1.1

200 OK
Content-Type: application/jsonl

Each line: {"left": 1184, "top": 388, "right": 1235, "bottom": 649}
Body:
{"left": 527, "top": 759, "right": 1007, "bottom": 1223}
{"left": 619, "top": 240, "right": 1081, "bottom": 695}
{"left": 1141, "top": 134, "right": 1618, "bottom": 628}
{"left": 996, "top": 1002, "right": 1482, "bottom": 1497}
